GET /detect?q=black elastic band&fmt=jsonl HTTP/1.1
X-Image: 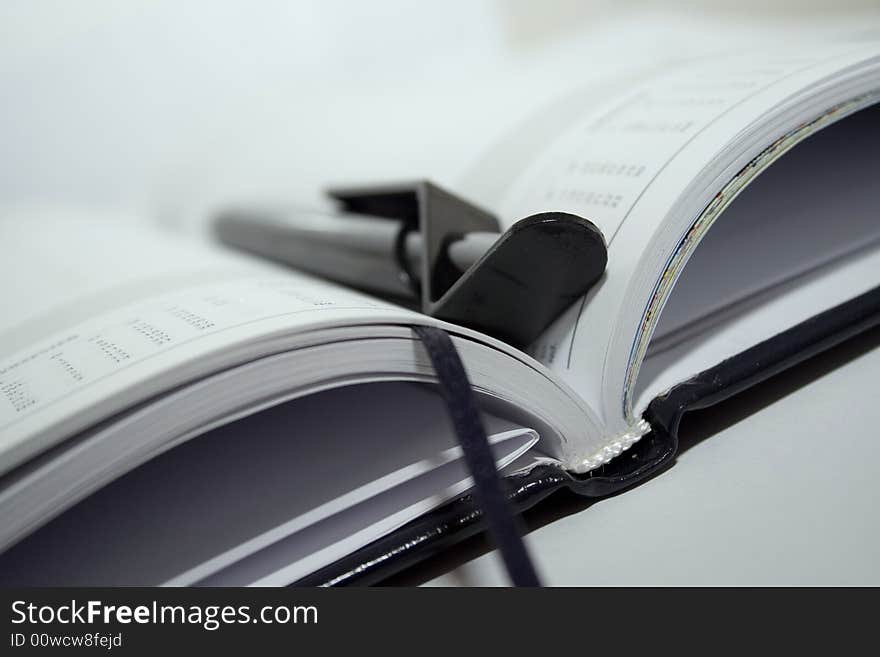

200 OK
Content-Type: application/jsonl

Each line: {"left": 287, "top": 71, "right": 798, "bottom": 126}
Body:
{"left": 412, "top": 325, "right": 541, "bottom": 587}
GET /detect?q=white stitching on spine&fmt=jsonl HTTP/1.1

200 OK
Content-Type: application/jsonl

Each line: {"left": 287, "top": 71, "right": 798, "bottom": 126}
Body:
{"left": 566, "top": 419, "right": 652, "bottom": 474}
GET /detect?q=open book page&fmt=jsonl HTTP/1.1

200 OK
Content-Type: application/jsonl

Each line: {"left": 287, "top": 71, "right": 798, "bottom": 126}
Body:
{"left": 0, "top": 209, "right": 424, "bottom": 474}
{"left": 471, "top": 42, "right": 880, "bottom": 438}
{"left": 0, "top": 208, "right": 604, "bottom": 487}
{"left": 0, "top": 382, "right": 538, "bottom": 586}
{"left": 642, "top": 102, "right": 880, "bottom": 353}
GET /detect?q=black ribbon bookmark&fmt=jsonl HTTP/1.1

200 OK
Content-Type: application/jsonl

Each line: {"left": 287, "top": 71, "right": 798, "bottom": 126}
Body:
{"left": 412, "top": 325, "right": 542, "bottom": 587}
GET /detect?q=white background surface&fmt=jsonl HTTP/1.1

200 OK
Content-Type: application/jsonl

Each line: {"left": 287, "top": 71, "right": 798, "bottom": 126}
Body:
{"left": 3, "top": 1, "right": 880, "bottom": 225}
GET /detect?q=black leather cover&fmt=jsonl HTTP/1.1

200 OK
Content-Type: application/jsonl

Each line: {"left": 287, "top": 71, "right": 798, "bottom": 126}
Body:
{"left": 294, "top": 284, "right": 880, "bottom": 586}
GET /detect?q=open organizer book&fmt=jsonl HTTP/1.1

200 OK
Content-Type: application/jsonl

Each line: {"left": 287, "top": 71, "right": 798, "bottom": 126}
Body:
{"left": 1, "top": 42, "right": 879, "bottom": 586}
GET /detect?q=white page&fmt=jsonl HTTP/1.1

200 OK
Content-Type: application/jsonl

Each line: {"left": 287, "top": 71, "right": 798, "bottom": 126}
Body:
{"left": 635, "top": 241, "right": 880, "bottom": 413}
{"left": 216, "top": 443, "right": 537, "bottom": 587}
{"left": 0, "top": 382, "right": 537, "bottom": 586}
{"left": 645, "top": 102, "right": 880, "bottom": 352}
{"left": 0, "top": 207, "right": 608, "bottom": 508}
{"left": 481, "top": 43, "right": 880, "bottom": 437}
{"left": 0, "top": 209, "right": 425, "bottom": 474}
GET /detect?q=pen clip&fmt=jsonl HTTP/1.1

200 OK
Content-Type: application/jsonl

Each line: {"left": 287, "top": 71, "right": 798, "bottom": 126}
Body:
{"left": 328, "top": 180, "right": 607, "bottom": 349}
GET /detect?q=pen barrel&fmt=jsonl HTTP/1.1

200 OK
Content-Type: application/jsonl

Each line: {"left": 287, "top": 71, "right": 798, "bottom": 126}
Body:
{"left": 214, "top": 209, "right": 499, "bottom": 302}
{"left": 404, "top": 231, "right": 499, "bottom": 281}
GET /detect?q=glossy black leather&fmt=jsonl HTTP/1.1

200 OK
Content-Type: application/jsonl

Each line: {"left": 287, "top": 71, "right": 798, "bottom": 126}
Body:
{"left": 294, "top": 284, "right": 880, "bottom": 586}
{"left": 293, "top": 429, "right": 677, "bottom": 586}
